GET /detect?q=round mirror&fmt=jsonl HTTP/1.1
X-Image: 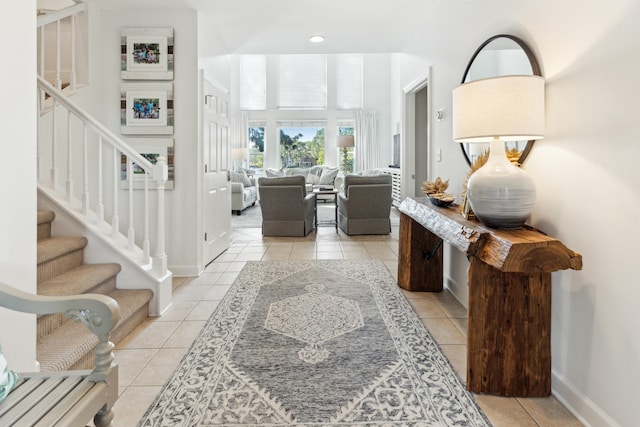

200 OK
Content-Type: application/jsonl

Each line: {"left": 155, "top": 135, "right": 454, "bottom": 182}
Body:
{"left": 459, "top": 34, "right": 541, "bottom": 166}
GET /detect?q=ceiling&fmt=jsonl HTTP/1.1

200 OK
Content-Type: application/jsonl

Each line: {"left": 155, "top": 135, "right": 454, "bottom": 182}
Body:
{"left": 89, "top": 0, "right": 433, "bottom": 55}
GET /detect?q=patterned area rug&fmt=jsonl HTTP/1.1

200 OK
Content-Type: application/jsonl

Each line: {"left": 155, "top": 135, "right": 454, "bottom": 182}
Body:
{"left": 231, "top": 202, "right": 401, "bottom": 228}
{"left": 138, "top": 260, "right": 491, "bottom": 426}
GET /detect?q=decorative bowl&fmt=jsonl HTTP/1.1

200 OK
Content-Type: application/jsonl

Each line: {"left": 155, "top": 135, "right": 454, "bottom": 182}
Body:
{"left": 427, "top": 193, "right": 455, "bottom": 208}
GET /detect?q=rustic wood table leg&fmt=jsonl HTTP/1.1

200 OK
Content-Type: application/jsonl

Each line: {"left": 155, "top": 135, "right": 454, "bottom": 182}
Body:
{"left": 397, "top": 213, "right": 443, "bottom": 292}
{"left": 467, "top": 257, "right": 552, "bottom": 396}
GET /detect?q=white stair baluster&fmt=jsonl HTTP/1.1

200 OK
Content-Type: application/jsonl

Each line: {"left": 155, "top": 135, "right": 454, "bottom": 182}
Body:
{"left": 127, "top": 157, "right": 135, "bottom": 250}
{"left": 66, "top": 110, "right": 73, "bottom": 202}
{"left": 55, "top": 19, "right": 61, "bottom": 90}
{"left": 82, "top": 123, "right": 89, "bottom": 215}
{"left": 143, "top": 172, "right": 151, "bottom": 264}
{"left": 97, "top": 136, "right": 104, "bottom": 226}
{"left": 50, "top": 99, "right": 57, "bottom": 190}
{"left": 70, "top": 13, "right": 77, "bottom": 90}
{"left": 112, "top": 146, "right": 119, "bottom": 238}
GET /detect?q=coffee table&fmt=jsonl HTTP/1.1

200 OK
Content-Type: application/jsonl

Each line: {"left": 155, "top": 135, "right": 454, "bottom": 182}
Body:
{"left": 313, "top": 188, "right": 339, "bottom": 231}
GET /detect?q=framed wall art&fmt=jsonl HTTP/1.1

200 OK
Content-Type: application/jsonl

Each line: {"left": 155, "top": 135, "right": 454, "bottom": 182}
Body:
{"left": 120, "top": 138, "right": 175, "bottom": 190}
{"left": 121, "top": 27, "right": 174, "bottom": 80}
{"left": 121, "top": 82, "right": 173, "bottom": 135}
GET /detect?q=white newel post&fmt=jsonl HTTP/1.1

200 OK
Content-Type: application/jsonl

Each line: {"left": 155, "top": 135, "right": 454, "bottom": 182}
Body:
{"left": 152, "top": 157, "right": 168, "bottom": 276}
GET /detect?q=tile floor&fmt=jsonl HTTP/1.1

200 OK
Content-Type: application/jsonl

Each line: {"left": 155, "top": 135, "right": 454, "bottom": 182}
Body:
{"left": 111, "top": 224, "right": 583, "bottom": 426}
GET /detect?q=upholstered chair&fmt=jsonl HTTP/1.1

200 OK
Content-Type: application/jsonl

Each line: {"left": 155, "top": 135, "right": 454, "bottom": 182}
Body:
{"left": 258, "top": 176, "right": 316, "bottom": 236}
{"left": 337, "top": 174, "right": 393, "bottom": 235}
{"left": 230, "top": 170, "right": 257, "bottom": 215}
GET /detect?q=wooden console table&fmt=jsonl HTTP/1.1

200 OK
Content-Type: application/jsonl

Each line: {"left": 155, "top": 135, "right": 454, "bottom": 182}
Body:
{"left": 398, "top": 197, "right": 582, "bottom": 397}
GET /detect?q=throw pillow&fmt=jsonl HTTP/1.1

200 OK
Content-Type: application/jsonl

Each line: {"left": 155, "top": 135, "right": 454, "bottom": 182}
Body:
{"left": 0, "top": 343, "right": 19, "bottom": 403}
{"left": 289, "top": 167, "right": 310, "bottom": 180}
{"left": 230, "top": 171, "right": 252, "bottom": 187}
{"left": 265, "top": 168, "right": 286, "bottom": 178}
{"left": 319, "top": 167, "right": 339, "bottom": 186}
{"left": 359, "top": 169, "right": 384, "bottom": 177}
{"left": 307, "top": 166, "right": 324, "bottom": 185}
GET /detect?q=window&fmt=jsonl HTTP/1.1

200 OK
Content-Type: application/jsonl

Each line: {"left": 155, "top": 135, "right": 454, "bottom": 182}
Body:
{"left": 248, "top": 125, "right": 265, "bottom": 172}
{"left": 279, "top": 124, "right": 325, "bottom": 168}
{"left": 278, "top": 55, "right": 327, "bottom": 109}
{"left": 239, "top": 55, "right": 266, "bottom": 110}
{"left": 336, "top": 54, "right": 363, "bottom": 109}
{"left": 337, "top": 125, "right": 355, "bottom": 173}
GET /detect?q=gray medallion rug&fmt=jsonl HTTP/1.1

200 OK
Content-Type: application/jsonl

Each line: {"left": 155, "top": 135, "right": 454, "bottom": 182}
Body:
{"left": 138, "top": 260, "right": 491, "bottom": 426}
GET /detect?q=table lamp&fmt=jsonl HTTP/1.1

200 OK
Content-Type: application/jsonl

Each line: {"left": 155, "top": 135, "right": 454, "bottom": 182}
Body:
{"left": 336, "top": 135, "right": 355, "bottom": 174}
{"left": 231, "top": 148, "right": 248, "bottom": 171}
{"left": 452, "top": 75, "right": 545, "bottom": 228}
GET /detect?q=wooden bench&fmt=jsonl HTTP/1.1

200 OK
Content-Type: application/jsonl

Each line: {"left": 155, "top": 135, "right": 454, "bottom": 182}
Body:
{"left": 0, "top": 282, "right": 120, "bottom": 426}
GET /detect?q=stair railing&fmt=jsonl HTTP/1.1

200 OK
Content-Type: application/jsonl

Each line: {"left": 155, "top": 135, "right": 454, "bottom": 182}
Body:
{"left": 37, "top": 2, "right": 87, "bottom": 110}
{"left": 37, "top": 76, "right": 168, "bottom": 278}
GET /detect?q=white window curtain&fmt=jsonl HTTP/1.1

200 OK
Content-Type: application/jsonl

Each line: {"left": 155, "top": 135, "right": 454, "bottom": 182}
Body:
{"left": 336, "top": 54, "right": 363, "bottom": 110}
{"left": 354, "top": 110, "right": 378, "bottom": 172}
{"left": 230, "top": 111, "right": 249, "bottom": 149}
{"left": 239, "top": 55, "right": 266, "bottom": 110}
{"left": 278, "top": 55, "right": 327, "bottom": 109}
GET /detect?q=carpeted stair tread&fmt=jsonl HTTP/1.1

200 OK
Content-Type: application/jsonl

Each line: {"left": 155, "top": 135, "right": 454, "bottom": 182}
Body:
{"left": 37, "top": 210, "right": 55, "bottom": 225}
{"left": 37, "top": 287, "right": 154, "bottom": 371}
{"left": 37, "top": 210, "right": 55, "bottom": 240}
{"left": 38, "top": 263, "right": 121, "bottom": 297}
{"left": 37, "top": 263, "right": 121, "bottom": 336}
{"left": 37, "top": 236, "right": 88, "bottom": 264}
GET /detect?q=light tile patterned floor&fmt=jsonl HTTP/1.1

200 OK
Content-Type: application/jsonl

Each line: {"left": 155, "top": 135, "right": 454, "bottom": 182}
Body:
{"left": 112, "top": 225, "right": 582, "bottom": 426}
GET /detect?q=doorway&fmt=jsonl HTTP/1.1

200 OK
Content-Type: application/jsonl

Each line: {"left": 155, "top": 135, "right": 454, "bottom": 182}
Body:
{"left": 414, "top": 86, "right": 429, "bottom": 195}
{"left": 401, "top": 67, "right": 432, "bottom": 200}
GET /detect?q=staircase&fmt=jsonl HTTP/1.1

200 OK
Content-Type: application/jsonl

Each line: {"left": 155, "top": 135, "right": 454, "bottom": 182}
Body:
{"left": 37, "top": 210, "right": 153, "bottom": 371}
{"left": 36, "top": 2, "right": 172, "bottom": 317}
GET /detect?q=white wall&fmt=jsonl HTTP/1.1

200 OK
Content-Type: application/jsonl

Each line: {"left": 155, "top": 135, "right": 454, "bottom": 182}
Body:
{"left": 98, "top": 8, "right": 201, "bottom": 276}
{"left": 391, "top": 0, "right": 640, "bottom": 425}
{"left": 0, "top": 1, "right": 38, "bottom": 371}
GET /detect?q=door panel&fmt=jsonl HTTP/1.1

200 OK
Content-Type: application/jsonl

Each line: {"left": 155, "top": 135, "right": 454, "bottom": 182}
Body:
{"left": 203, "top": 78, "right": 231, "bottom": 265}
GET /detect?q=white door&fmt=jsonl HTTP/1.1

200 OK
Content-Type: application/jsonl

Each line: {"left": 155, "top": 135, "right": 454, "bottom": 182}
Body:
{"left": 203, "top": 76, "right": 232, "bottom": 265}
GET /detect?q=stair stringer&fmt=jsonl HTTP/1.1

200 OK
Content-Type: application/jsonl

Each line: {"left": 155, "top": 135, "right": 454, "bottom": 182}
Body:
{"left": 38, "top": 188, "right": 172, "bottom": 316}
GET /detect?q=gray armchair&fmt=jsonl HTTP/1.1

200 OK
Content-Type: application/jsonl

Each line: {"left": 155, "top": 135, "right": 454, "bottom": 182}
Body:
{"left": 337, "top": 175, "right": 393, "bottom": 235}
{"left": 258, "top": 176, "right": 316, "bottom": 236}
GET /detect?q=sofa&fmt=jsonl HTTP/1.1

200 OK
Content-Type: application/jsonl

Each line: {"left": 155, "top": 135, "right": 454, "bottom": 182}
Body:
{"left": 230, "top": 170, "right": 257, "bottom": 215}
{"left": 257, "top": 175, "right": 316, "bottom": 236}
{"left": 337, "top": 174, "right": 393, "bottom": 235}
{"left": 265, "top": 166, "right": 342, "bottom": 201}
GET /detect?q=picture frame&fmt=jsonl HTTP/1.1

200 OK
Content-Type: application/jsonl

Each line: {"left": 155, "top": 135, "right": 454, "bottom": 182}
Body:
{"left": 120, "top": 138, "right": 175, "bottom": 190}
{"left": 121, "top": 28, "right": 174, "bottom": 80}
{"left": 121, "top": 82, "right": 173, "bottom": 135}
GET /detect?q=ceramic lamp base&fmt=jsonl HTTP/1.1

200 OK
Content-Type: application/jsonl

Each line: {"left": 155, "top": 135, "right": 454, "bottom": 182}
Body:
{"left": 467, "top": 139, "right": 536, "bottom": 229}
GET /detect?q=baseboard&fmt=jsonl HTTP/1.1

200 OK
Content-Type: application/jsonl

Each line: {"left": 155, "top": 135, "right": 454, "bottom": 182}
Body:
{"left": 552, "top": 370, "right": 620, "bottom": 427}
{"left": 444, "top": 275, "right": 468, "bottom": 308}
{"left": 169, "top": 265, "right": 202, "bottom": 277}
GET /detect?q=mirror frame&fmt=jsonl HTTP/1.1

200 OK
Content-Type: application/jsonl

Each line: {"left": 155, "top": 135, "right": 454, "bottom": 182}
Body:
{"left": 459, "top": 34, "right": 542, "bottom": 166}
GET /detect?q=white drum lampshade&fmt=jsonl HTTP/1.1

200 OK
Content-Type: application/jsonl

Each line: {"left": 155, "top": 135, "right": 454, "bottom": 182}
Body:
{"left": 453, "top": 75, "right": 545, "bottom": 228}
{"left": 231, "top": 148, "right": 248, "bottom": 160}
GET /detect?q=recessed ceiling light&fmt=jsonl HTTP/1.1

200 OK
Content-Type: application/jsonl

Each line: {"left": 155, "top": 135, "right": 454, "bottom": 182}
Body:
{"left": 309, "top": 35, "right": 325, "bottom": 43}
